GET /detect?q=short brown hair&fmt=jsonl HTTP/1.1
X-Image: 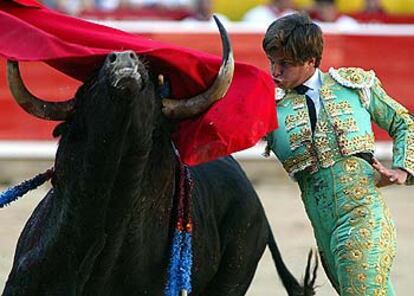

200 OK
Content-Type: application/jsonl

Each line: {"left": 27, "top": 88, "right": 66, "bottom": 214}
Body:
{"left": 262, "top": 13, "right": 324, "bottom": 67}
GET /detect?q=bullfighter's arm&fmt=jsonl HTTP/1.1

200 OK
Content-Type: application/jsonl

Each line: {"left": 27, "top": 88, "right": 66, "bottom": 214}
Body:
{"left": 366, "top": 77, "right": 414, "bottom": 185}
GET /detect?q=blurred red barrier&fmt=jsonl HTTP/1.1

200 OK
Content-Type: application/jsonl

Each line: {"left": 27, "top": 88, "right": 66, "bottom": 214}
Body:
{"left": 0, "top": 60, "right": 80, "bottom": 140}
{"left": 1, "top": 27, "right": 413, "bottom": 141}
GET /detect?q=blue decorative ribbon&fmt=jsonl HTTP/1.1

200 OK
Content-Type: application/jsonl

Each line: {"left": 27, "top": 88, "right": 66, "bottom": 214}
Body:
{"left": 0, "top": 168, "right": 53, "bottom": 208}
{"left": 165, "top": 147, "right": 194, "bottom": 296}
{"left": 165, "top": 230, "right": 193, "bottom": 296}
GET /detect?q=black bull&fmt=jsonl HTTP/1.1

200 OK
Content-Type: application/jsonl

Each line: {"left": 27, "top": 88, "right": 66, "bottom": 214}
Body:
{"left": 3, "top": 21, "right": 316, "bottom": 296}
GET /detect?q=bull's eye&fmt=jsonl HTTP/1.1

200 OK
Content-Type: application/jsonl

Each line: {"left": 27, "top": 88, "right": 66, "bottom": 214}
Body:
{"left": 109, "top": 53, "right": 117, "bottom": 64}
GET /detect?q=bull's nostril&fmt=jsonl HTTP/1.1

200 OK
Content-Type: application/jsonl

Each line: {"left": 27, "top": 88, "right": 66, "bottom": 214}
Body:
{"left": 109, "top": 53, "right": 117, "bottom": 63}
{"left": 129, "top": 52, "right": 137, "bottom": 60}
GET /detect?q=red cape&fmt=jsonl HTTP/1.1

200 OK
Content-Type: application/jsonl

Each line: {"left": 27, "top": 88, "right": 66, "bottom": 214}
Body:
{"left": 0, "top": 0, "right": 277, "bottom": 165}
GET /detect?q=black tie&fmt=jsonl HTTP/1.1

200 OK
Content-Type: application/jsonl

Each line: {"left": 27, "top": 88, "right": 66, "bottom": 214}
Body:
{"left": 294, "top": 84, "right": 317, "bottom": 132}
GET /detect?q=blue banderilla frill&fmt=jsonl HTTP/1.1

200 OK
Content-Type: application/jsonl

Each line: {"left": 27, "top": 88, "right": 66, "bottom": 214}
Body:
{"left": 0, "top": 168, "right": 53, "bottom": 208}
{"left": 165, "top": 154, "right": 194, "bottom": 296}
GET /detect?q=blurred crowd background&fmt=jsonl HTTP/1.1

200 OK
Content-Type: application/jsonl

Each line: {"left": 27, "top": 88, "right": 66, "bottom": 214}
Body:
{"left": 38, "top": 0, "right": 414, "bottom": 24}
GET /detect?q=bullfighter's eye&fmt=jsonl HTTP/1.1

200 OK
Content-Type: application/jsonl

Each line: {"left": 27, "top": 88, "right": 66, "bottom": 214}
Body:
{"left": 109, "top": 53, "right": 117, "bottom": 64}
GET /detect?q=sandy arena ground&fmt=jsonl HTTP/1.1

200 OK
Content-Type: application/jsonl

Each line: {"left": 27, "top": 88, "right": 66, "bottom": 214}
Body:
{"left": 0, "top": 159, "right": 412, "bottom": 295}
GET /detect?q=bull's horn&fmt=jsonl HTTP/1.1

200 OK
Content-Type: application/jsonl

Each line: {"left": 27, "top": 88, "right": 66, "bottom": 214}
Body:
{"left": 7, "top": 61, "right": 75, "bottom": 121}
{"left": 162, "top": 15, "right": 234, "bottom": 119}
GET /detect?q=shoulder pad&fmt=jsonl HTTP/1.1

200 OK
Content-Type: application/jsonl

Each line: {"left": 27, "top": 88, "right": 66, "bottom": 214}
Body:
{"left": 329, "top": 67, "right": 376, "bottom": 89}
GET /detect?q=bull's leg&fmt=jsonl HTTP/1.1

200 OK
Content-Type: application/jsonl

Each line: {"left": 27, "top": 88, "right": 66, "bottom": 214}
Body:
{"left": 201, "top": 220, "right": 268, "bottom": 296}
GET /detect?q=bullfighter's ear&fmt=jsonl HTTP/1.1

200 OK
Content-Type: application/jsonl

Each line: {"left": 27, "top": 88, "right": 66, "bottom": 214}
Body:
{"left": 157, "top": 74, "right": 171, "bottom": 99}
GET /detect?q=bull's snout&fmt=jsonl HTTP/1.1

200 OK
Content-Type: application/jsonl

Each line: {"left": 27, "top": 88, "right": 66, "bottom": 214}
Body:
{"left": 107, "top": 51, "right": 143, "bottom": 89}
{"left": 108, "top": 51, "right": 138, "bottom": 68}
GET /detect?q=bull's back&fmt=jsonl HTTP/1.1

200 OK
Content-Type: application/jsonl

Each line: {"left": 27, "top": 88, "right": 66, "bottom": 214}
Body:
{"left": 191, "top": 155, "right": 259, "bottom": 203}
{"left": 190, "top": 155, "right": 266, "bottom": 223}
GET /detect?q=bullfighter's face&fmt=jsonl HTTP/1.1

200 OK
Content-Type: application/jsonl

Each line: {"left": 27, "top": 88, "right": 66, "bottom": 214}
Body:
{"left": 267, "top": 50, "right": 316, "bottom": 90}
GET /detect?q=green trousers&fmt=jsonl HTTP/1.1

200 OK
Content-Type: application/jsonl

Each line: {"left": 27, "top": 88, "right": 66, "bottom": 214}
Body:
{"left": 296, "top": 157, "right": 397, "bottom": 295}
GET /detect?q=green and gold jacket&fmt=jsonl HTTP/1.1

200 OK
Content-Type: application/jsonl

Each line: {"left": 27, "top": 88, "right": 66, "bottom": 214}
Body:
{"left": 266, "top": 67, "right": 414, "bottom": 184}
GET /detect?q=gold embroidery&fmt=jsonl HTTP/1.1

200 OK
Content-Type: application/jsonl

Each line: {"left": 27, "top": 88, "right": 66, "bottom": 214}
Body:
{"left": 358, "top": 89, "right": 370, "bottom": 108}
{"left": 297, "top": 110, "right": 307, "bottom": 122}
{"left": 283, "top": 145, "right": 318, "bottom": 175}
{"left": 333, "top": 118, "right": 359, "bottom": 133}
{"left": 315, "top": 121, "right": 329, "bottom": 133}
{"left": 359, "top": 177, "right": 369, "bottom": 186}
{"left": 359, "top": 228, "right": 371, "bottom": 238}
{"left": 350, "top": 72, "right": 363, "bottom": 84}
{"left": 320, "top": 86, "right": 335, "bottom": 100}
{"left": 313, "top": 108, "right": 343, "bottom": 168}
{"left": 318, "top": 150, "right": 336, "bottom": 168}
{"left": 358, "top": 273, "right": 367, "bottom": 282}
{"left": 314, "top": 136, "right": 329, "bottom": 149}
{"left": 292, "top": 97, "right": 306, "bottom": 110}
{"left": 343, "top": 158, "right": 359, "bottom": 173}
{"left": 372, "top": 199, "right": 396, "bottom": 296}
{"left": 285, "top": 114, "right": 296, "bottom": 130}
{"left": 329, "top": 67, "right": 376, "bottom": 89}
{"left": 285, "top": 110, "right": 308, "bottom": 131}
{"left": 340, "top": 175, "right": 354, "bottom": 184}
{"left": 325, "top": 101, "right": 353, "bottom": 116}
{"left": 404, "top": 122, "right": 414, "bottom": 172}
{"left": 338, "top": 134, "right": 375, "bottom": 155}
{"left": 374, "top": 289, "right": 387, "bottom": 296}
{"left": 289, "top": 127, "right": 312, "bottom": 150}
{"left": 339, "top": 164, "right": 396, "bottom": 295}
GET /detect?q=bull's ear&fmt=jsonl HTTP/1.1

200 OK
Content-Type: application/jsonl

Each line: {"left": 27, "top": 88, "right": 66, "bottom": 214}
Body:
{"left": 7, "top": 61, "right": 75, "bottom": 121}
{"left": 52, "top": 122, "right": 70, "bottom": 138}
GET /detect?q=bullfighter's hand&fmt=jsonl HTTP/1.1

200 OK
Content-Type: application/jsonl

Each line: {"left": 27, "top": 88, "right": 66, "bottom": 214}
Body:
{"left": 372, "top": 158, "right": 408, "bottom": 187}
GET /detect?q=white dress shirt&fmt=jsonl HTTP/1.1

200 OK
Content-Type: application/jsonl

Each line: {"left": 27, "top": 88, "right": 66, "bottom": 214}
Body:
{"left": 302, "top": 69, "right": 322, "bottom": 116}
{"left": 301, "top": 68, "right": 372, "bottom": 116}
